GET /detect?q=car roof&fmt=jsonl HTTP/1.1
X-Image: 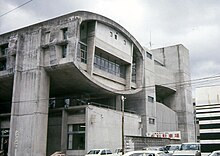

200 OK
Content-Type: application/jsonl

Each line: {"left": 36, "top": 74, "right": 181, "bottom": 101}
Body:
{"left": 89, "top": 149, "right": 111, "bottom": 151}
{"left": 182, "top": 142, "right": 200, "bottom": 145}
{"left": 125, "top": 150, "right": 164, "bottom": 154}
{"left": 166, "top": 144, "right": 181, "bottom": 146}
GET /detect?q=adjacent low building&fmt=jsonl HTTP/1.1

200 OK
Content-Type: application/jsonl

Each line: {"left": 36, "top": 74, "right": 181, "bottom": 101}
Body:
{"left": 195, "top": 86, "right": 220, "bottom": 153}
{"left": 0, "top": 11, "right": 195, "bottom": 156}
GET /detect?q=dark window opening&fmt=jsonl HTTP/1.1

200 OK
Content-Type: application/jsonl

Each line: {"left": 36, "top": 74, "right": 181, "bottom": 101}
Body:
{"left": 62, "top": 28, "right": 68, "bottom": 40}
{"left": 0, "top": 128, "right": 9, "bottom": 155}
{"left": 110, "top": 32, "right": 113, "bottom": 37}
{"left": 200, "top": 132, "right": 220, "bottom": 140}
{"left": 201, "top": 144, "right": 220, "bottom": 153}
{"left": 146, "top": 51, "right": 152, "bottom": 59}
{"left": 0, "top": 44, "right": 8, "bottom": 56}
{"left": 149, "top": 118, "right": 155, "bottom": 124}
{"left": 0, "top": 59, "right": 6, "bottom": 71}
{"left": 67, "top": 124, "right": 85, "bottom": 150}
{"left": 79, "top": 42, "right": 87, "bottom": 63}
{"left": 132, "top": 54, "right": 137, "bottom": 83}
{"left": 148, "top": 96, "right": 154, "bottom": 103}
{"left": 61, "top": 44, "right": 67, "bottom": 58}
{"left": 94, "top": 53, "right": 126, "bottom": 78}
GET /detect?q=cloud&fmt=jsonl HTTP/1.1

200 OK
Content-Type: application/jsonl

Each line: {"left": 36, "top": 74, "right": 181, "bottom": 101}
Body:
{"left": 1, "top": 0, "right": 220, "bottom": 84}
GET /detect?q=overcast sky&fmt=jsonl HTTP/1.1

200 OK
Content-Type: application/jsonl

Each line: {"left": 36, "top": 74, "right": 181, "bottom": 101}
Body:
{"left": 1, "top": 0, "right": 220, "bottom": 89}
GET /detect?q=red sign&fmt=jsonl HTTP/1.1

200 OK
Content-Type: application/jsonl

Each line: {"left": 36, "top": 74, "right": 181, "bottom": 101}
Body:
{"left": 146, "top": 131, "right": 181, "bottom": 140}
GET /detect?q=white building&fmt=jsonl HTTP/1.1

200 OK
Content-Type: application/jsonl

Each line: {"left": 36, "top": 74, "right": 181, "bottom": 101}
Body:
{"left": 0, "top": 11, "right": 195, "bottom": 156}
{"left": 195, "top": 86, "right": 220, "bottom": 153}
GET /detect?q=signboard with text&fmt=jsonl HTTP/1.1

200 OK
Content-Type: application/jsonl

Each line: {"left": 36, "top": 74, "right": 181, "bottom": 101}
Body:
{"left": 146, "top": 131, "right": 181, "bottom": 140}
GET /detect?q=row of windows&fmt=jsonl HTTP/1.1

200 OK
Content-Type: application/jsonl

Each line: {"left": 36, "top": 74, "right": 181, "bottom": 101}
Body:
{"left": 197, "top": 116, "right": 220, "bottom": 121}
{"left": 45, "top": 28, "right": 68, "bottom": 44}
{"left": 201, "top": 144, "right": 220, "bottom": 153}
{"left": 94, "top": 54, "right": 126, "bottom": 78}
{"left": 200, "top": 132, "right": 220, "bottom": 140}
{"left": 200, "top": 123, "right": 220, "bottom": 129}
{"left": 132, "top": 56, "right": 137, "bottom": 83}
{"left": 196, "top": 110, "right": 220, "bottom": 114}
{"left": 109, "top": 31, "right": 127, "bottom": 45}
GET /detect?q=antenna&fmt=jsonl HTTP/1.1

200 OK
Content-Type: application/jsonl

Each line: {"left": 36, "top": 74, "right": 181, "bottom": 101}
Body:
{"left": 149, "top": 31, "right": 152, "bottom": 49}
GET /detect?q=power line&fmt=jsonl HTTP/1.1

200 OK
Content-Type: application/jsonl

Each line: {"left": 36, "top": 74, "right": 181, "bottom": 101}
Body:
{"left": 0, "top": 0, "right": 33, "bottom": 18}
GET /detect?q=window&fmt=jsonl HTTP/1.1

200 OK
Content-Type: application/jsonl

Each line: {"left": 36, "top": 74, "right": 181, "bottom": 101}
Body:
{"left": 115, "top": 32, "right": 118, "bottom": 40}
{"left": 94, "top": 53, "right": 126, "bottom": 78}
{"left": 79, "top": 42, "right": 87, "bottom": 63}
{"left": 110, "top": 31, "right": 113, "bottom": 37}
{"left": 0, "top": 44, "right": 8, "bottom": 56}
{"left": 45, "top": 31, "right": 50, "bottom": 44}
{"left": 67, "top": 124, "right": 85, "bottom": 150}
{"left": 61, "top": 44, "right": 67, "bottom": 58}
{"left": 148, "top": 96, "right": 154, "bottom": 103}
{"left": 146, "top": 51, "right": 152, "bottom": 59}
{"left": 62, "top": 28, "right": 68, "bottom": 40}
{"left": 0, "top": 59, "right": 6, "bottom": 71}
{"left": 124, "top": 40, "right": 126, "bottom": 45}
{"left": 149, "top": 118, "right": 155, "bottom": 124}
{"left": 132, "top": 55, "right": 137, "bottom": 83}
{"left": 0, "top": 128, "right": 9, "bottom": 154}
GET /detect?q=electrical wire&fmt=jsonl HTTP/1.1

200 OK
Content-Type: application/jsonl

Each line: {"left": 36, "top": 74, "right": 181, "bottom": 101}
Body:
{"left": 0, "top": 0, "right": 33, "bottom": 18}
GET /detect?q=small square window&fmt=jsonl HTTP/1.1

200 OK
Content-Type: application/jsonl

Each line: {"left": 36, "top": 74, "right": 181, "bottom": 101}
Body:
{"left": 148, "top": 96, "right": 154, "bottom": 103}
{"left": 146, "top": 51, "right": 152, "bottom": 59}
{"left": 124, "top": 40, "right": 126, "bottom": 45}
{"left": 110, "top": 31, "right": 113, "bottom": 37}
{"left": 149, "top": 118, "right": 155, "bottom": 124}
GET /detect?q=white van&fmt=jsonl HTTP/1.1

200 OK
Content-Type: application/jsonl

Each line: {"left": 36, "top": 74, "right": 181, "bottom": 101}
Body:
{"left": 173, "top": 143, "right": 201, "bottom": 156}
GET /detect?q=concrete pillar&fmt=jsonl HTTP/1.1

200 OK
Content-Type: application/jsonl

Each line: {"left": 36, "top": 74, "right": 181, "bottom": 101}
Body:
{"left": 86, "top": 21, "right": 96, "bottom": 75}
{"left": 8, "top": 30, "right": 50, "bottom": 156}
{"left": 115, "top": 95, "right": 122, "bottom": 111}
{"left": 61, "top": 110, "right": 68, "bottom": 152}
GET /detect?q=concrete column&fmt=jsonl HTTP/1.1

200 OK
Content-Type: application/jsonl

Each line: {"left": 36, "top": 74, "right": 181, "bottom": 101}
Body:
{"left": 86, "top": 21, "right": 96, "bottom": 75}
{"left": 125, "top": 44, "right": 133, "bottom": 89}
{"left": 8, "top": 30, "right": 50, "bottom": 156}
{"left": 115, "top": 95, "right": 122, "bottom": 111}
{"left": 61, "top": 110, "right": 68, "bottom": 152}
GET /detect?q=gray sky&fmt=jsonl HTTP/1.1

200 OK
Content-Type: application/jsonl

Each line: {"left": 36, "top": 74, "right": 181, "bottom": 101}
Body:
{"left": 1, "top": 0, "right": 220, "bottom": 86}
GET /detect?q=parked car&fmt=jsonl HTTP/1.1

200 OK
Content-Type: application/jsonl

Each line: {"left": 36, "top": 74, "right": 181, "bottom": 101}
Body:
{"left": 173, "top": 142, "right": 201, "bottom": 156}
{"left": 165, "top": 144, "right": 181, "bottom": 154}
{"left": 143, "top": 146, "right": 168, "bottom": 153}
{"left": 208, "top": 150, "right": 220, "bottom": 156}
{"left": 86, "top": 149, "right": 113, "bottom": 156}
{"left": 122, "top": 150, "right": 167, "bottom": 156}
{"left": 114, "top": 148, "right": 122, "bottom": 156}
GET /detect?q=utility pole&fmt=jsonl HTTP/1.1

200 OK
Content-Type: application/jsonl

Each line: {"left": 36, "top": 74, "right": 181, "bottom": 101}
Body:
{"left": 121, "top": 95, "right": 125, "bottom": 155}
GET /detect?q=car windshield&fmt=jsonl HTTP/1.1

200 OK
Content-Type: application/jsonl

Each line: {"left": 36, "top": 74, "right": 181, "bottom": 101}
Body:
{"left": 88, "top": 150, "right": 100, "bottom": 154}
{"left": 181, "top": 144, "right": 199, "bottom": 150}
{"left": 166, "top": 145, "right": 179, "bottom": 151}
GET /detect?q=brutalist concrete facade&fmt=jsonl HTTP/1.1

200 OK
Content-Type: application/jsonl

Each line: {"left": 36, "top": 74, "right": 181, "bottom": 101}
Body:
{"left": 0, "top": 11, "right": 195, "bottom": 156}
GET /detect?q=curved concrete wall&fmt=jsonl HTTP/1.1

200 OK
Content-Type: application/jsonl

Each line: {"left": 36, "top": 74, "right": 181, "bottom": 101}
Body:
{"left": 156, "top": 102, "right": 178, "bottom": 132}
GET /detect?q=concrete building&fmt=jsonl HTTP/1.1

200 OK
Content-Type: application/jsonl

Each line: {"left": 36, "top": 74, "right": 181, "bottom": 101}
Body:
{"left": 0, "top": 11, "right": 195, "bottom": 156}
{"left": 195, "top": 86, "right": 220, "bottom": 153}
